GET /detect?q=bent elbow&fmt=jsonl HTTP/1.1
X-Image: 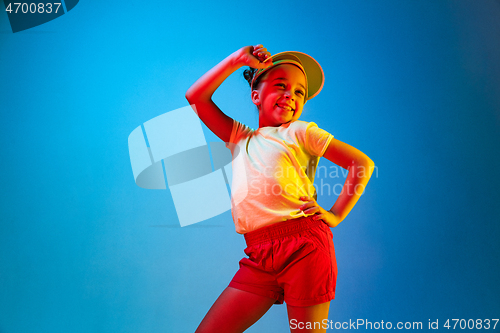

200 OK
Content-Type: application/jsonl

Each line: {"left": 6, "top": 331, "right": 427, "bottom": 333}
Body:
{"left": 364, "top": 157, "right": 376, "bottom": 179}
{"left": 354, "top": 155, "right": 374, "bottom": 169}
{"left": 185, "top": 88, "right": 195, "bottom": 102}
{"left": 354, "top": 156, "right": 375, "bottom": 179}
{"left": 366, "top": 157, "right": 375, "bottom": 170}
{"left": 185, "top": 87, "right": 208, "bottom": 106}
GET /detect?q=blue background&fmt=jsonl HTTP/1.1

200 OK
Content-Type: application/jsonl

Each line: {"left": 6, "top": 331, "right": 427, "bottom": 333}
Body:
{"left": 1, "top": 0, "right": 499, "bottom": 332}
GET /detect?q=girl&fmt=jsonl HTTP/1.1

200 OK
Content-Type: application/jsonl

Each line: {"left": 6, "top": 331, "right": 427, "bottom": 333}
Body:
{"left": 185, "top": 45, "right": 374, "bottom": 333}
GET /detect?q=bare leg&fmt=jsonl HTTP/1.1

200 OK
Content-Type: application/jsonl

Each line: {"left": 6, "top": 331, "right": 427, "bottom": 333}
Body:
{"left": 195, "top": 286, "right": 276, "bottom": 333}
{"left": 287, "top": 301, "right": 331, "bottom": 333}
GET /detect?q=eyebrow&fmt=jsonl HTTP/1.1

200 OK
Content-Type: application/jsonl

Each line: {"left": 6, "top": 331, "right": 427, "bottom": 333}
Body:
{"left": 272, "top": 78, "right": 306, "bottom": 91}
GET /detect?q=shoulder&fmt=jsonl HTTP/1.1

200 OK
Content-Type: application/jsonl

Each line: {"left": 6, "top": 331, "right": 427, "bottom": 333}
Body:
{"left": 282, "top": 120, "right": 313, "bottom": 135}
{"left": 286, "top": 120, "right": 334, "bottom": 156}
{"left": 225, "top": 119, "right": 254, "bottom": 147}
{"left": 287, "top": 120, "right": 312, "bottom": 130}
{"left": 285, "top": 120, "right": 329, "bottom": 136}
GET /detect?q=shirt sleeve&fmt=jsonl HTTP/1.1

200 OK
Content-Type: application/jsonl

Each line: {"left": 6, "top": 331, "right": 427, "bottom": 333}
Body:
{"left": 304, "top": 122, "right": 334, "bottom": 157}
{"left": 225, "top": 119, "right": 253, "bottom": 152}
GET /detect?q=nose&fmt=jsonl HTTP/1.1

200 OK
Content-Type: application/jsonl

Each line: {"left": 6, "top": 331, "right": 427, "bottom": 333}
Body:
{"left": 284, "top": 90, "right": 294, "bottom": 100}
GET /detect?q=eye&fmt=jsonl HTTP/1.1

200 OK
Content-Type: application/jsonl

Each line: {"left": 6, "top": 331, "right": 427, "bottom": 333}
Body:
{"left": 295, "top": 90, "right": 305, "bottom": 96}
{"left": 275, "top": 83, "right": 286, "bottom": 88}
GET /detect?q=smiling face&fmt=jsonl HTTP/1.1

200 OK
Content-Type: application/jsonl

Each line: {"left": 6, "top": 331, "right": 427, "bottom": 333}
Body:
{"left": 251, "top": 64, "right": 307, "bottom": 128}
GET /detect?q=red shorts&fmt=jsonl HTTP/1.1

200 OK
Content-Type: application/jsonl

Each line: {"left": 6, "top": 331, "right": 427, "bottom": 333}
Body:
{"left": 228, "top": 216, "right": 337, "bottom": 307}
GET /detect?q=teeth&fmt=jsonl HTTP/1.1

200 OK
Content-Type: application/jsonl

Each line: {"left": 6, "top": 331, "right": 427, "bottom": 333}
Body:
{"left": 278, "top": 104, "right": 292, "bottom": 111}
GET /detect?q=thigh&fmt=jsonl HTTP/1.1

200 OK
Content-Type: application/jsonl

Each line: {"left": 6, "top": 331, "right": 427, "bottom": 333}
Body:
{"left": 195, "top": 286, "right": 276, "bottom": 333}
{"left": 278, "top": 224, "right": 336, "bottom": 307}
{"left": 287, "top": 301, "right": 330, "bottom": 333}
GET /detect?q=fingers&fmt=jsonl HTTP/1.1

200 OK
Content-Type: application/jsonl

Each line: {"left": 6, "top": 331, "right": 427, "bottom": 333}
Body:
{"left": 299, "top": 196, "right": 320, "bottom": 214}
{"left": 252, "top": 44, "right": 269, "bottom": 58}
{"left": 300, "top": 196, "right": 316, "bottom": 203}
{"left": 304, "top": 207, "right": 321, "bottom": 215}
{"left": 252, "top": 44, "right": 272, "bottom": 67}
{"left": 312, "top": 213, "right": 324, "bottom": 220}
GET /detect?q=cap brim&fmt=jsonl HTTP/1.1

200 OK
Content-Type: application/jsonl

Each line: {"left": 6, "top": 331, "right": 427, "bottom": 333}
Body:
{"left": 271, "top": 51, "right": 324, "bottom": 100}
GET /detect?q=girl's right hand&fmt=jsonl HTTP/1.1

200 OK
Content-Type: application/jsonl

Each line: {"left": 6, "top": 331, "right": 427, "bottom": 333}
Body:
{"left": 235, "top": 45, "right": 273, "bottom": 69}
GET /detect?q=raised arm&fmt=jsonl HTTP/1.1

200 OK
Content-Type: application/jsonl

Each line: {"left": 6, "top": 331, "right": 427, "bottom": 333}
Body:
{"left": 185, "top": 45, "right": 272, "bottom": 143}
{"left": 300, "top": 137, "right": 375, "bottom": 227}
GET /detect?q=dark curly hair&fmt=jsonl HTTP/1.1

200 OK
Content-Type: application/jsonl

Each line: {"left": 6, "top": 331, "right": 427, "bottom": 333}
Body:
{"left": 243, "top": 67, "right": 263, "bottom": 90}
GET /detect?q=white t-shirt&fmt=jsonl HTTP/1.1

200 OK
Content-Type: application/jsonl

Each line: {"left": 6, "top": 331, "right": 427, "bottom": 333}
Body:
{"left": 225, "top": 119, "right": 334, "bottom": 234}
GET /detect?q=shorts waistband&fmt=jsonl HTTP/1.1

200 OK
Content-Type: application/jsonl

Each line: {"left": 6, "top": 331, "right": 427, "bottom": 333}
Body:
{"left": 244, "top": 216, "right": 323, "bottom": 246}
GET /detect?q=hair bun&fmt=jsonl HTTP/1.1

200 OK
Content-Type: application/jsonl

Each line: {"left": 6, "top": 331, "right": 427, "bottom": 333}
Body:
{"left": 243, "top": 67, "right": 257, "bottom": 87}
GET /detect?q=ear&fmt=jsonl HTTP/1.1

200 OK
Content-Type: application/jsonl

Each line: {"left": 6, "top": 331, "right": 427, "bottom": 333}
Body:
{"left": 251, "top": 90, "right": 261, "bottom": 106}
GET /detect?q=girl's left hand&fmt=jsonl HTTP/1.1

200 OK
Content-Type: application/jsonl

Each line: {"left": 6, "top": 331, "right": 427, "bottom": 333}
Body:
{"left": 299, "top": 196, "right": 341, "bottom": 228}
